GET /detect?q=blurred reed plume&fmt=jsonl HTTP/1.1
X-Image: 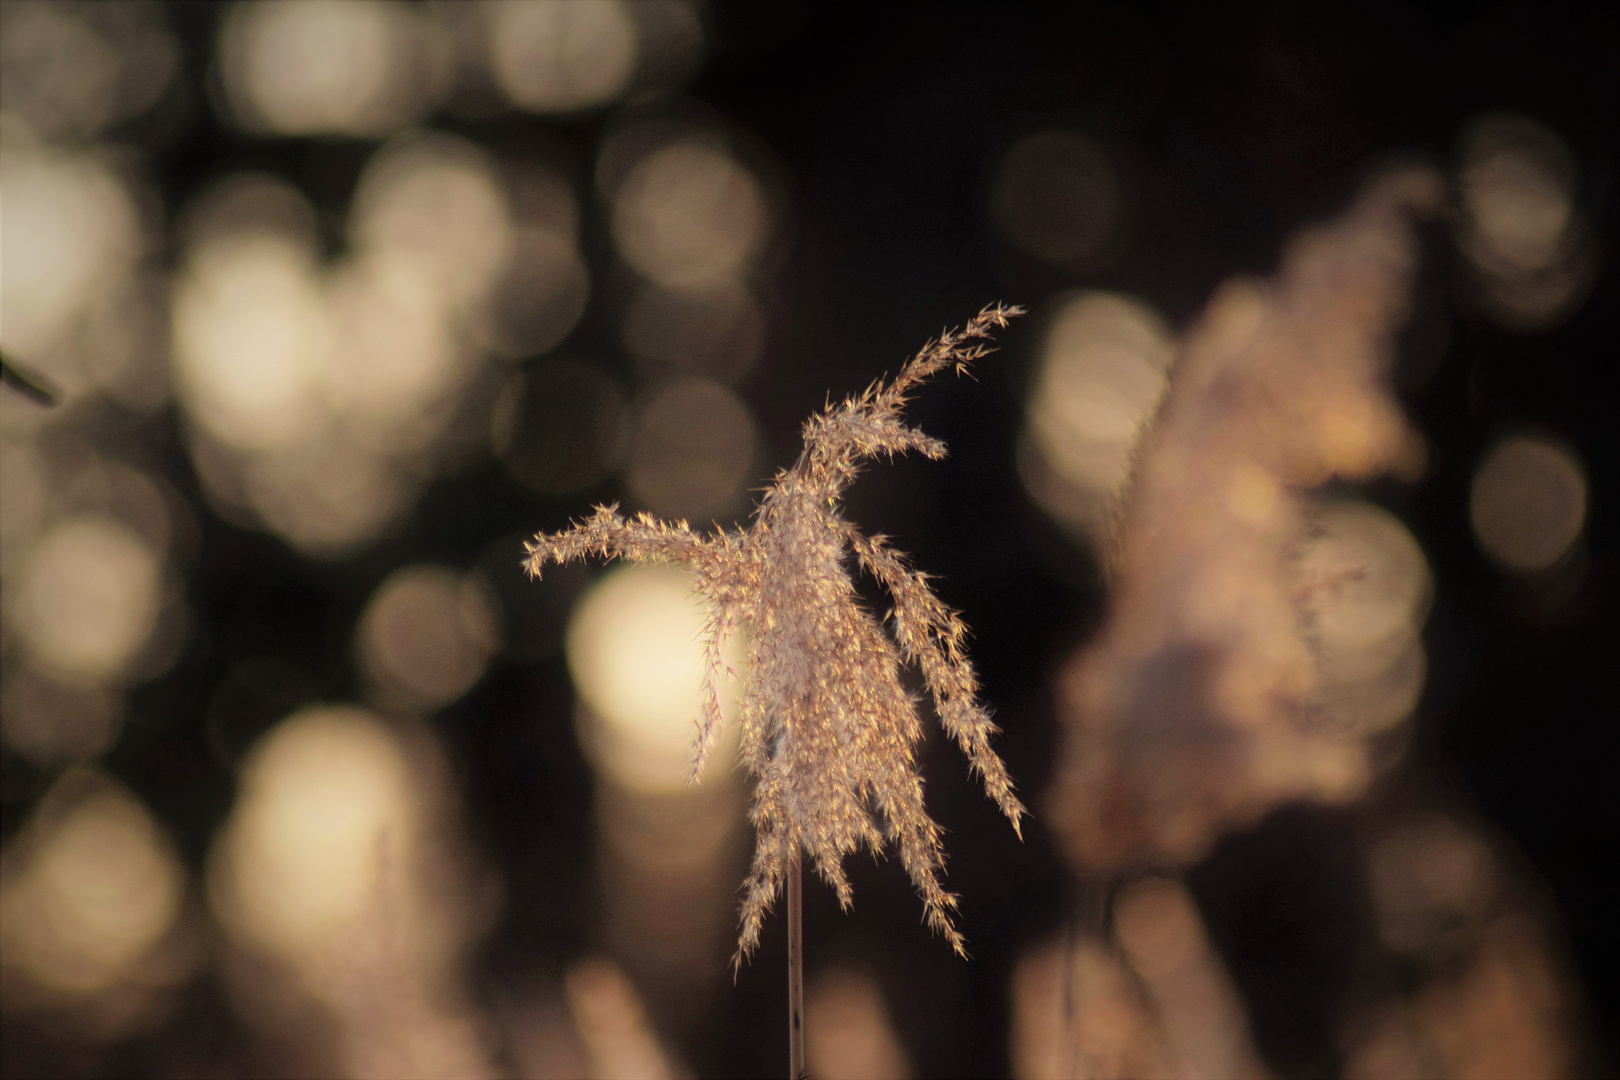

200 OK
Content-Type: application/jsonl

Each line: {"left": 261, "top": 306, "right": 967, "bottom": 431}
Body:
{"left": 1011, "top": 877, "right": 1270, "bottom": 1080}
{"left": 526, "top": 304, "right": 1027, "bottom": 964}
{"left": 1047, "top": 167, "right": 1445, "bottom": 876}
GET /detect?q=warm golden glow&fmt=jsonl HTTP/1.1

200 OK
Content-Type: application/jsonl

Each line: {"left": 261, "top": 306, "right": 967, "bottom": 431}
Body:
{"left": 806, "top": 967, "right": 913, "bottom": 1080}
{"left": 218, "top": 0, "right": 449, "bottom": 136}
{"left": 593, "top": 780, "right": 743, "bottom": 1019}
{"left": 358, "top": 564, "right": 501, "bottom": 710}
{"left": 485, "top": 161, "right": 592, "bottom": 353}
{"left": 209, "top": 706, "right": 499, "bottom": 1077}
{"left": 211, "top": 706, "right": 415, "bottom": 956}
{"left": 1021, "top": 291, "right": 1176, "bottom": 541}
{"left": 348, "top": 132, "right": 514, "bottom": 311}
{"left": 991, "top": 131, "right": 1123, "bottom": 271}
{"left": 172, "top": 139, "right": 517, "bottom": 558}
{"left": 567, "top": 564, "right": 744, "bottom": 795}
{"left": 172, "top": 229, "right": 329, "bottom": 451}
{"left": 8, "top": 515, "right": 162, "bottom": 683}
{"left": 322, "top": 252, "right": 460, "bottom": 431}
{"left": 612, "top": 142, "right": 767, "bottom": 291}
{"left": 488, "top": 0, "right": 639, "bottom": 114}
{"left": 240, "top": 438, "right": 407, "bottom": 558}
{"left": 1470, "top": 435, "right": 1586, "bottom": 573}
{"left": 0, "top": 769, "right": 185, "bottom": 998}
{"left": 1461, "top": 116, "right": 1574, "bottom": 276}
{"left": 0, "top": 141, "right": 142, "bottom": 375}
{"left": 625, "top": 377, "right": 758, "bottom": 520}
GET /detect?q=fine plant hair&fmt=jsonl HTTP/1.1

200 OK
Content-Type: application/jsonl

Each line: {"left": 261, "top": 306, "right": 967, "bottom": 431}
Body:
{"left": 526, "top": 304, "right": 1027, "bottom": 966}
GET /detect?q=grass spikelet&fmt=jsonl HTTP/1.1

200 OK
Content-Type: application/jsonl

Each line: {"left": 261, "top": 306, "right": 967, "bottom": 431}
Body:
{"left": 526, "top": 304, "right": 1027, "bottom": 966}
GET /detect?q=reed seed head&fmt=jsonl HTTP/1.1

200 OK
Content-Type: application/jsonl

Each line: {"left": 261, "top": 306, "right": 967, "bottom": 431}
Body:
{"left": 526, "top": 304, "right": 1027, "bottom": 966}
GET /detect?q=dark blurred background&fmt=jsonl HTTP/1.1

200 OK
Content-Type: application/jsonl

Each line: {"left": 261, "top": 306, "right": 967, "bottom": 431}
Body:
{"left": 0, "top": 2, "right": 1614, "bottom": 1077}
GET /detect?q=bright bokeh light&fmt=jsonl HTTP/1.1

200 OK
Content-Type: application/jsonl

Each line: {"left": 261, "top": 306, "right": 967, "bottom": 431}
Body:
{"left": 209, "top": 706, "right": 497, "bottom": 1076}
{"left": 0, "top": 770, "right": 185, "bottom": 998}
{"left": 626, "top": 377, "right": 758, "bottom": 520}
{"left": 8, "top": 515, "right": 162, "bottom": 684}
{"left": 240, "top": 438, "right": 407, "bottom": 558}
{"left": 1458, "top": 114, "right": 1590, "bottom": 328}
{"left": 488, "top": 0, "right": 639, "bottom": 114}
{"left": 218, "top": 0, "right": 448, "bottom": 137}
{"left": 566, "top": 563, "right": 744, "bottom": 794}
{"left": 172, "top": 230, "right": 328, "bottom": 450}
{"left": 806, "top": 968, "right": 912, "bottom": 1080}
{"left": 349, "top": 132, "right": 515, "bottom": 310}
{"left": 210, "top": 706, "right": 415, "bottom": 957}
{"left": 612, "top": 141, "right": 767, "bottom": 290}
{"left": 1020, "top": 292, "right": 1176, "bottom": 541}
{"left": 323, "top": 252, "right": 460, "bottom": 428}
{"left": 358, "top": 565, "right": 501, "bottom": 710}
{"left": 0, "top": 142, "right": 142, "bottom": 370}
{"left": 492, "top": 360, "right": 628, "bottom": 495}
{"left": 1301, "top": 500, "right": 1431, "bottom": 735}
{"left": 1470, "top": 435, "right": 1587, "bottom": 573}
{"left": 991, "top": 130, "right": 1123, "bottom": 271}
{"left": 172, "top": 141, "right": 514, "bottom": 558}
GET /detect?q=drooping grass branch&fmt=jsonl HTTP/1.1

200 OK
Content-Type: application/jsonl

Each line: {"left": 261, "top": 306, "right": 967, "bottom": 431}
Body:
{"left": 526, "top": 303, "right": 1027, "bottom": 969}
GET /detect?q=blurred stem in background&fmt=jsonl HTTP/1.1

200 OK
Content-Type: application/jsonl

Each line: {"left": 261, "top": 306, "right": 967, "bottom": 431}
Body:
{"left": 1, "top": 352, "right": 59, "bottom": 406}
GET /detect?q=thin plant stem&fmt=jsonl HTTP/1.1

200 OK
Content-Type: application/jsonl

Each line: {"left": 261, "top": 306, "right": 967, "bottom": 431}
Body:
{"left": 524, "top": 305, "right": 1026, "bottom": 971}
{"left": 788, "top": 855, "right": 805, "bottom": 1080}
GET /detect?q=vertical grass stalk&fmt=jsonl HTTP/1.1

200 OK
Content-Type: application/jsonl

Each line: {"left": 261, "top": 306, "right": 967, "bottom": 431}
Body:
{"left": 788, "top": 856, "right": 805, "bottom": 1079}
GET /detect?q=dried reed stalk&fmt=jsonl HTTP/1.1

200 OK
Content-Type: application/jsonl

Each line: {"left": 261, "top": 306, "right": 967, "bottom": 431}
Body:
{"left": 527, "top": 304, "right": 1027, "bottom": 970}
{"left": 788, "top": 857, "right": 805, "bottom": 1080}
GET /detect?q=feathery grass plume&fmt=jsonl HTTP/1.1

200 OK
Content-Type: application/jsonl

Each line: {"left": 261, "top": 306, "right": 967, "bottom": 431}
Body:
{"left": 527, "top": 304, "right": 1027, "bottom": 965}
{"left": 1047, "top": 168, "right": 1444, "bottom": 876}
